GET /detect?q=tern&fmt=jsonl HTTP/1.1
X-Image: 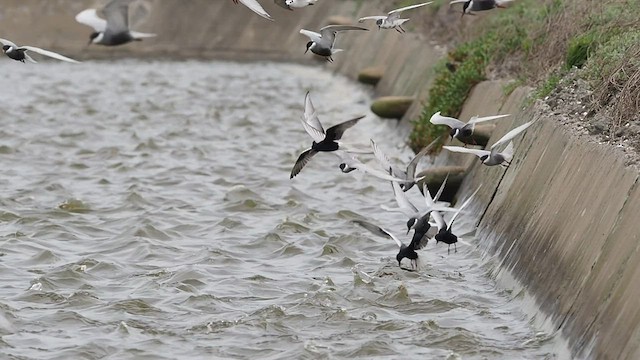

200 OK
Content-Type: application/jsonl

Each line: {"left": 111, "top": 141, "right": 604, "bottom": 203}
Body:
{"left": 371, "top": 137, "right": 440, "bottom": 192}
{"left": 290, "top": 92, "right": 366, "bottom": 178}
{"left": 430, "top": 111, "right": 510, "bottom": 143}
{"left": 449, "top": 0, "right": 513, "bottom": 16}
{"left": 336, "top": 150, "right": 426, "bottom": 184}
{"left": 275, "top": 0, "right": 318, "bottom": 10}
{"left": 430, "top": 186, "right": 480, "bottom": 254}
{"left": 299, "top": 25, "right": 368, "bottom": 62}
{"left": 0, "top": 38, "right": 80, "bottom": 64}
{"left": 233, "top": 0, "right": 273, "bottom": 20}
{"left": 76, "top": 0, "right": 157, "bottom": 46}
{"left": 353, "top": 219, "right": 427, "bottom": 271}
{"left": 383, "top": 177, "right": 455, "bottom": 248}
{"left": 443, "top": 120, "right": 535, "bottom": 167}
{"left": 358, "top": 2, "right": 433, "bottom": 33}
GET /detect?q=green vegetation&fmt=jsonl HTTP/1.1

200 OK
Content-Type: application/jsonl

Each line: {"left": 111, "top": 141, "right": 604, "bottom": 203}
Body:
{"left": 409, "top": 0, "right": 640, "bottom": 151}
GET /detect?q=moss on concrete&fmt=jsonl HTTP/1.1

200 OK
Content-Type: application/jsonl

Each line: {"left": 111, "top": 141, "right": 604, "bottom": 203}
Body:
{"left": 370, "top": 96, "right": 414, "bottom": 119}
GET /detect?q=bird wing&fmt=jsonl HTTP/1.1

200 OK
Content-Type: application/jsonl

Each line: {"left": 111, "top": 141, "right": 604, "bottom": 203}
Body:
{"left": 303, "top": 92, "right": 324, "bottom": 133}
{"left": 448, "top": 186, "right": 481, "bottom": 229}
{"left": 357, "top": 15, "right": 387, "bottom": 23}
{"left": 442, "top": 146, "right": 490, "bottom": 159}
{"left": 429, "top": 111, "right": 465, "bottom": 129}
{"left": 370, "top": 139, "right": 405, "bottom": 178}
{"left": 299, "top": 29, "right": 323, "bottom": 43}
{"left": 388, "top": 2, "right": 433, "bottom": 15}
{"left": 319, "top": 25, "right": 368, "bottom": 46}
{"left": 103, "top": 0, "right": 135, "bottom": 33}
{"left": 0, "top": 38, "right": 18, "bottom": 48}
{"left": 340, "top": 153, "right": 424, "bottom": 183}
{"left": 449, "top": 0, "right": 469, "bottom": 7}
{"left": 290, "top": 148, "right": 318, "bottom": 178}
{"left": 467, "top": 113, "right": 511, "bottom": 125}
{"left": 238, "top": 0, "right": 273, "bottom": 20}
{"left": 324, "top": 116, "right": 365, "bottom": 141}
{"left": 20, "top": 46, "right": 81, "bottom": 64}
{"left": 75, "top": 9, "right": 108, "bottom": 32}
{"left": 434, "top": 173, "right": 449, "bottom": 202}
{"left": 273, "top": 0, "right": 292, "bottom": 10}
{"left": 422, "top": 183, "right": 447, "bottom": 231}
{"left": 498, "top": 141, "right": 514, "bottom": 162}
{"left": 406, "top": 137, "right": 438, "bottom": 180}
{"left": 353, "top": 220, "right": 403, "bottom": 248}
{"left": 490, "top": 120, "right": 535, "bottom": 150}
{"left": 391, "top": 179, "right": 420, "bottom": 218}
{"left": 300, "top": 117, "right": 326, "bottom": 143}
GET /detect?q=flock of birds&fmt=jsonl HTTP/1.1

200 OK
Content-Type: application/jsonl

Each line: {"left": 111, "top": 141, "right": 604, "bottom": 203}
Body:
{"left": 1, "top": 0, "right": 521, "bottom": 271}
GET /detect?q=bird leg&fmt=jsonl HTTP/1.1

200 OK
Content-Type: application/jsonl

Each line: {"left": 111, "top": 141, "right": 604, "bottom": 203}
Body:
{"left": 399, "top": 25, "right": 407, "bottom": 33}
{"left": 447, "top": 245, "right": 451, "bottom": 255}
{"left": 394, "top": 27, "right": 403, "bottom": 34}
{"left": 454, "top": 243, "right": 457, "bottom": 253}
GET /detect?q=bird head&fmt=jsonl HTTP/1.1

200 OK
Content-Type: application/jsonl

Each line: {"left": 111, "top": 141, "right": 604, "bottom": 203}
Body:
{"left": 375, "top": 19, "right": 383, "bottom": 29}
{"left": 89, "top": 32, "right": 104, "bottom": 45}
{"left": 406, "top": 218, "right": 418, "bottom": 234}
{"left": 480, "top": 154, "right": 489, "bottom": 163}
{"left": 462, "top": 1, "right": 471, "bottom": 16}
{"left": 396, "top": 253, "right": 404, "bottom": 267}
{"left": 305, "top": 41, "right": 313, "bottom": 54}
{"left": 450, "top": 128, "right": 460, "bottom": 139}
{"left": 1, "top": 45, "right": 11, "bottom": 53}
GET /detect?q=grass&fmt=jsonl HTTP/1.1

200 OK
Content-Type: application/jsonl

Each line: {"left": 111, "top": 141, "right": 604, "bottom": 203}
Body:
{"left": 409, "top": 0, "right": 640, "bottom": 151}
{"left": 409, "top": 0, "right": 557, "bottom": 151}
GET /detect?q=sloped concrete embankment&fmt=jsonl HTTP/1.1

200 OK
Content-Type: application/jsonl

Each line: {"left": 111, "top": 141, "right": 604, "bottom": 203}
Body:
{"left": 450, "top": 80, "right": 640, "bottom": 359}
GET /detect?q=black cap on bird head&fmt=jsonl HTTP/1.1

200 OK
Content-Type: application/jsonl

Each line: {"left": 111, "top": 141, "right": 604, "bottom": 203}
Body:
{"left": 2, "top": 45, "right": 9, "bottom": 52}
{"left": 88, "top": 32, "right": 100, "bottom": 45}
{"left": 450, "top": 128, "right": 460, "bottom": 140}
{"left": 376, "top": 19, "right": 383, "bottom": 29}
{"left": 396, "top": 253, "right": 403, "bottom": 267}
{"left": 480, "top": 154, "right": 489, "bottom": 162}
{"left": 462, "top": 1, "right": 471, "bottom": 16}
{"left": 305, "top": 41, "right": 313, "bottom": 54}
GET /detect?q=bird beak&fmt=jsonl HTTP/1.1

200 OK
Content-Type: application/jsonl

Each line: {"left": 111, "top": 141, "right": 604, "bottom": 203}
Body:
{"left": 304, "top": 48, "right": 309, "bottom": 54}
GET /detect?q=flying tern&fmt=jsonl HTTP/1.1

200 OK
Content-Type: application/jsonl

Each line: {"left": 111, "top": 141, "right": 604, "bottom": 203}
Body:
{"left": 430, "top": 111, "right": 510, "bottom": 143}
{"left": 353, "top": 219, "right": 427, "bottom": 271}
{"left": 371, "top": 137, "right": 440, "bottom": 192}
{"left": 290, "top": 92, "right": 366, "bottom": 178}
{"left": 358, "top": 2, "right": 433, "bottom": 33}
{"left": 449, "top": 0, "right": 513, "bottom": 16}
{"left": 431, "top": 186, "right": 481, "bottom": 254}
{"left": 232, "top": 0, "right": 273, "bottom": 20}
{"left": 442, "top": 120, "right": 535, "bottom": 167}
{"left": 299, "top": 25, "right": 368, "bottom": 62}
{"left": 0, "top": 39, "right": 80, "bottom": 64}
{"left": 336, "top": 150, "right": 426, "bottom": 184}
{"left": 76, "top": 0, "right": 157, "bottom": 46}
{"left": 275, "top": 0, "right": 318, "bottom": 10}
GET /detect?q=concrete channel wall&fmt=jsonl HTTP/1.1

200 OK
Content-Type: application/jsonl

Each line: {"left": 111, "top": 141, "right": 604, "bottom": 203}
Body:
{"left": 3, "top": 1, "right": 640, "bottom": 358}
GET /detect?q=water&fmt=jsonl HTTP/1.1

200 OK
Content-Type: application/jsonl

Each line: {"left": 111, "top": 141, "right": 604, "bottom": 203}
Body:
{"left": 0, "top": 60, "right": 556, "bottom": 359}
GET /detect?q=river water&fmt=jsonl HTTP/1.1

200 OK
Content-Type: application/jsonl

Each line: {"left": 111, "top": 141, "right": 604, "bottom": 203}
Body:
{"left": 0, "top": 60, "right": 556, "bottom": 359}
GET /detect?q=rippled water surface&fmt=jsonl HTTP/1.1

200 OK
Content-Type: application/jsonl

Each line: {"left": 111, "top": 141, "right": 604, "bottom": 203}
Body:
{"left": 0, "top": 60, "right": 556, "bottom": 359}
